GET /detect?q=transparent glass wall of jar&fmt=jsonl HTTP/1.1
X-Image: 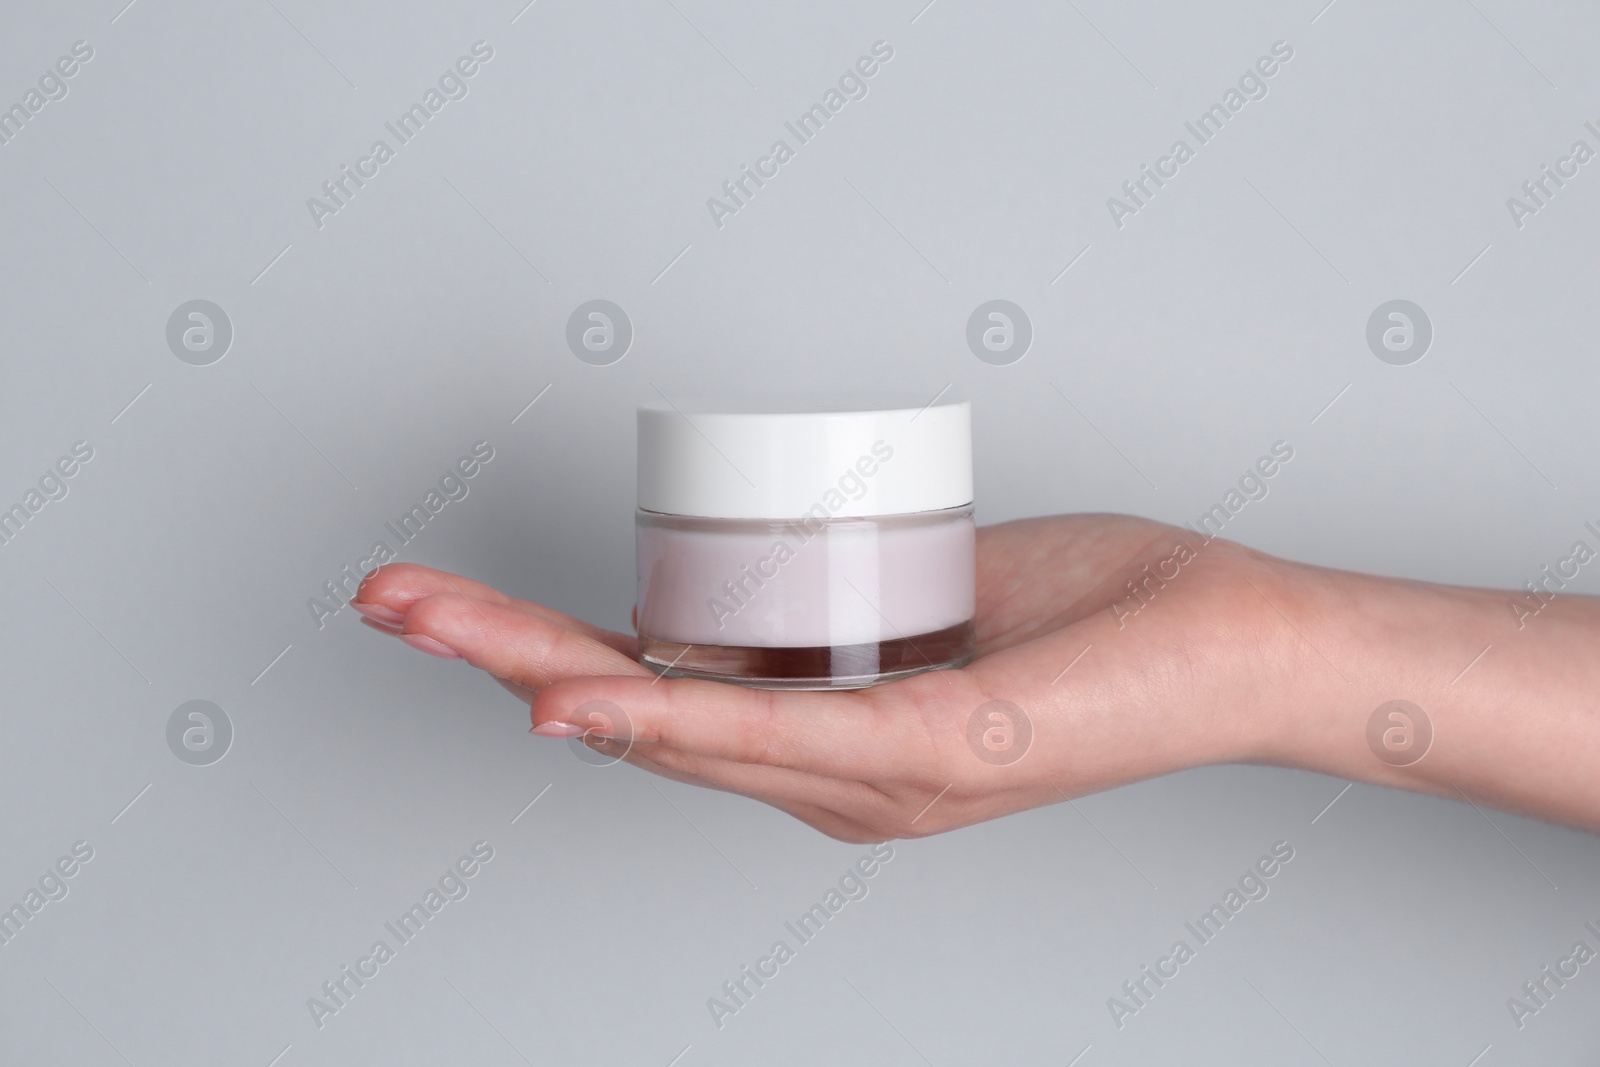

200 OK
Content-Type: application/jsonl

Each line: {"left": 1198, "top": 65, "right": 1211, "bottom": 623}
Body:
{"left": 636, "top": 506, "right": 976, "bottom": 688}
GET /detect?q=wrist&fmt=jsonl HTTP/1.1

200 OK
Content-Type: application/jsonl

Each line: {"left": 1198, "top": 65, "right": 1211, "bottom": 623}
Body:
{"left": 1234, "top": 554, "right": 1424, "bottom": 777}
{"left": 1241, "top": 552, "right": 1600, "bottom": 826}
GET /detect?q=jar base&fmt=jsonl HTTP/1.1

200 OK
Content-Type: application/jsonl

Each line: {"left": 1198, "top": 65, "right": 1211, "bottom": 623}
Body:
{"left": 637, "top": 620, "right": 976, "bottom": 690}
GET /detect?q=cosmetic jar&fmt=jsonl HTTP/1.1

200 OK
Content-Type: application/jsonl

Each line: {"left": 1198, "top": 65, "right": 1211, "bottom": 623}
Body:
{"left": 635, "top": 401, "right": 975, "bottom": 689}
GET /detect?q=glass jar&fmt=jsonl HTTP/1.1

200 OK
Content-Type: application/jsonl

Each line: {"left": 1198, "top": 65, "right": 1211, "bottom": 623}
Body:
{"left": 635, "top": 402, "right": 976, "bottom": 689}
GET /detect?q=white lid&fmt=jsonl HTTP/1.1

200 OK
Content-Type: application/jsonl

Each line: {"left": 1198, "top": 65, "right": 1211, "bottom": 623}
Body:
{"left": 637, "top": 401, "right": 972, "bottom": 519}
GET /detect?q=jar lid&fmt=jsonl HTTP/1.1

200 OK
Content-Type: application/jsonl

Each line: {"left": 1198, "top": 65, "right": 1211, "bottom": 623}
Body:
{"left": 637, "top": 401, "right": 972, "bottom": 519}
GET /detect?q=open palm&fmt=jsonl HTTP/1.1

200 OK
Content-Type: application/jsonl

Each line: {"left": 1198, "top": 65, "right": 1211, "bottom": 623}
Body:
{"left": 354, "top": 514, "right": 1277, "bottom": 841}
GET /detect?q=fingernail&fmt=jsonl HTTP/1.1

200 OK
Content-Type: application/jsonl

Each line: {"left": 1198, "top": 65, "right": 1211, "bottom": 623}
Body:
{"left": 531, "top": 721, "right": 587, "bottom": 738}
{"left": 351, "top": 601, "right": 405, "bottom": 627}
{"left": 400, "top": 633, "right": 463, "bottom": 659}
{"left": 359, "top": 615, "right": 405, "bottom": 636}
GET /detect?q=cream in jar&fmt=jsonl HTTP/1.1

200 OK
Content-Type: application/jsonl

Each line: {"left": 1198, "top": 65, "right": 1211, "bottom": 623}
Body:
{"left": 635, "top": 401, "right": 975, "bottom": 689}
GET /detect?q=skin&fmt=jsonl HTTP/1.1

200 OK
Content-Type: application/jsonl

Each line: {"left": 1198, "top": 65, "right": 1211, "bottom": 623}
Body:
{"left": 351, "top": 514, "right": 1600, "bottom": 843}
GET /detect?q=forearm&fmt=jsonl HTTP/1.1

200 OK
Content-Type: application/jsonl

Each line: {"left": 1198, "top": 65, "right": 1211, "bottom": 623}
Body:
{"left": 1258, "top": 557, "right": 1600, "bottom": 830}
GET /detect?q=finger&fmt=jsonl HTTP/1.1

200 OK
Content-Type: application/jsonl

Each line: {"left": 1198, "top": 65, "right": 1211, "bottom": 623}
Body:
{"left": 615, "top": 738, "right": 894, "bottom": 813}
{"left": 357, "top": 563, "right": 637, "bottom": 658}
{"left": 359, "top": 615, "right": 403, "bottom": 636}
{"left": 402, "top": 591, "right": 651, "bottom": 691}
{"left": 497, "top": 677, "right": 537, "bottom": 704}
{"left": 532, "top": 669, "right": 989, "bottom": 780}
{"left": 611, "top": 743, "right": 888, "bottom": 843}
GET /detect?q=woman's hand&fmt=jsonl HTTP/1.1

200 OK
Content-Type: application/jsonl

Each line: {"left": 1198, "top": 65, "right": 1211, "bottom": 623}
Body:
{"left": 351, "top": 515, "right": 1296, "bottom": 842}
{"left": 353, "top": 513, "right": 1600, "bottom": 839}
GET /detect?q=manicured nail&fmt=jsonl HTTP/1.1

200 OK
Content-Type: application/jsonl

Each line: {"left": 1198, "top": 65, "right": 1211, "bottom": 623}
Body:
{"left": 359, "top": 615, "right": 405, "bottom": 636}
{"left": 351, "top": 601, "right": 405, "bottom": 626}
{"left": 531, "top": 721, "right": 587, "bottom": 738}
{"left": 399, "top": 633, "right": 462, "bottom": 659}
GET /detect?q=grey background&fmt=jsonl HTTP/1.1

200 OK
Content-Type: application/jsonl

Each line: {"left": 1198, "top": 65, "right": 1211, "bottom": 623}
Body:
{"left": 1, "top": 0, "right": 1597, "bottom": 1063}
